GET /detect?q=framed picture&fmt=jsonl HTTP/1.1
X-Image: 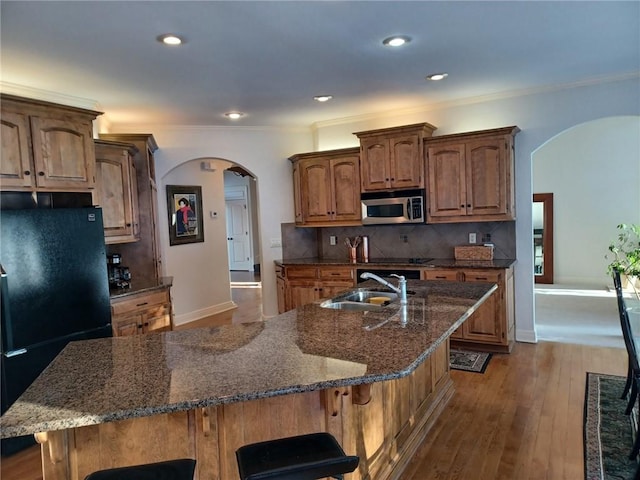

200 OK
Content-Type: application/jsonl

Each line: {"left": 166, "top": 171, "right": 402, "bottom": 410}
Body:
{"left": 166, "top": 185, "right": 204, "bottom": 246}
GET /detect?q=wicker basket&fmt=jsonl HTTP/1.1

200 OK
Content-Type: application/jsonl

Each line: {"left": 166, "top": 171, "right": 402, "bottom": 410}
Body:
{"left": 454, "top": 245, "right": 494, "bottom": 261}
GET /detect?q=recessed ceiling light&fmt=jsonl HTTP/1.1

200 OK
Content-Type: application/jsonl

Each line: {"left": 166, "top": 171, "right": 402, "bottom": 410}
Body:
{"left": 313, "top": 95, "right": 333, "bottom": 102}
{"left": 426, "top": 73, "right": 448, "bottom": 81}
{"left": 157, "top": 34, "right": 184, "bottom": 46}
{"left": 225, "top": 111, "right": 244, "bottom": 119}
{"left": 382, "top": 35, "right": 411, "bottom": 47}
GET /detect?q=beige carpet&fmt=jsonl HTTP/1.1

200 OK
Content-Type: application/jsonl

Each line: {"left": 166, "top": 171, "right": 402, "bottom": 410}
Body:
{"left": 535, "top": 284, "right": 623, "bottom": 349}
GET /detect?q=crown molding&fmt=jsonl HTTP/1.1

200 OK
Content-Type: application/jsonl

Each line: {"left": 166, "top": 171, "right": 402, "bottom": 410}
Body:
{"left": 0, "top": 81, "right": 102, "bottom": 111}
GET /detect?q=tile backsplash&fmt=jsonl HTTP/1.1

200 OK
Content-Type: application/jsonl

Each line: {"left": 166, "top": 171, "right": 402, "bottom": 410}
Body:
{"left": 281, "top": 222, "right": 516, "bottom": 261}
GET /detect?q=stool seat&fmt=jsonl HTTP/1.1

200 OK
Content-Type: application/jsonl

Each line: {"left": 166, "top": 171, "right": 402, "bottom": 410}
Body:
{"left": 84, "top": 458, "right": 196, "bottom": 480}
{"left": 236, "top": 432, "right": 359, "bottom": 480}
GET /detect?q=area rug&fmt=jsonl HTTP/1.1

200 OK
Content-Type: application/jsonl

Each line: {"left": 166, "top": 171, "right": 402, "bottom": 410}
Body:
{"left": 449, "top": 349, "right": 492, "bottom": 373}
{"left": 584, "top": 372, "right": 638, "bottom": 480}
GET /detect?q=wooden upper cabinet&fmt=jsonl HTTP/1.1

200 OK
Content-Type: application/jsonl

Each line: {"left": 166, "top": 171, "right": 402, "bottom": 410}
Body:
{"left": 0, "top": 95, "right": 101, "bottom": 191}
{"left": 426, "top": 126, "right": 519, "bottom": 223}
{"left": 99, "top": 133, "right": 161, "bottom": 284}
{"left": 0, "top": 111, "right": 32, "bottom": 188}
{"left": 355, "top": 122, "right": 436, "bottom": 192}
{"left": 289, "top": 147, "right": 361, "bottom": 226}
{"left": 94, "top": 139, "right": 140, "bottom": 243}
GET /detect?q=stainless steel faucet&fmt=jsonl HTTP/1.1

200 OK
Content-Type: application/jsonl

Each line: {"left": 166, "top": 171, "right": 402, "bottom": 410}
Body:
{"left": 359, "top": 272, "right": 407, "bottom": 305}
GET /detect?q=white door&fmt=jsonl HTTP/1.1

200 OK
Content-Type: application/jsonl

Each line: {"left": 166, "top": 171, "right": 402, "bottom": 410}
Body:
{"left": 226, "top": 199, "right": 252, "bottom": 270}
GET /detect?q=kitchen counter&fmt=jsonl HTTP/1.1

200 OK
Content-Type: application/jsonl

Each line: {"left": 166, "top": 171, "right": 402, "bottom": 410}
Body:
{"left": 109, "top": 275, "right": 173, "bottom": 299}
{"left": 276, "top": 257, "right": 516, "bottom": 269}
{"left": 0, "top": 279, "right": 495, "bottom": 439}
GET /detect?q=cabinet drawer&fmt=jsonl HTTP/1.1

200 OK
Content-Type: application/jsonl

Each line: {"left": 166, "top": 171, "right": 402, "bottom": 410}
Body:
{"left": 424, "top": 270, "right": 459, "bottom": 281}
{"left": 464, "top": 271, "right": 501, "bottom": 283}
{"left": 111, "top": 289, "right": 170, "bottom": 316}
{"left": 285, "top": 266, "right": 318, "bottom": 280}
{"left": 319, "top": 267, "right": 354, "bottom": 281}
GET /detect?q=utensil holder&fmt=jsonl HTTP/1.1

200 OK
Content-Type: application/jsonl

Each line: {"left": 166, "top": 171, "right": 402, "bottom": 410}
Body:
{"left": 349, "top": 247, "right": 357, "bottom": 262}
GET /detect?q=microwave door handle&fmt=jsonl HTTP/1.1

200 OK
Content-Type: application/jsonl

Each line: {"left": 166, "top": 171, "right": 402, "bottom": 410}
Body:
{"left": 407, "top": 199, "right": 412, "bottom": 220}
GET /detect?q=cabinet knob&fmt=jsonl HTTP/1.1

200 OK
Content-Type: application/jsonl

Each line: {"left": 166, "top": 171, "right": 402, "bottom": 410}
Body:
{"left": 126, "top": 223, "right": 132, "bottom": 227}
{"left": 227, "top": 237, "right": 233, "bottom": 240}
{"left": 391, "top": 178, "right": 395, "bottom": 181}
{"left": 24, "top": 170, "right": 31, "bottom": 176}
{"left": 460, "top": 204, "right": 465, "bottom": 208}
{"left": 467, "top": 204, "right": 471, "bottom": 208}
{"left": 38, "top": 171, "right": 45, "bottom": 176}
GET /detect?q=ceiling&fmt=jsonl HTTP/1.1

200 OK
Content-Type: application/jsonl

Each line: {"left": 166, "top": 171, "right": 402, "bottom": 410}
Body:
{"left": 1, "top": 1, "right": 638, "bottom": 128}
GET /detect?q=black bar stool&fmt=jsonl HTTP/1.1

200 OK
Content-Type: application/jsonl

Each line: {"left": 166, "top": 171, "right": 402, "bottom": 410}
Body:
{"left": 84, "top": 458, "right": 196, "bottom": 480}
{"left": 236, "top": 432, "right": 359, "bottom": 480}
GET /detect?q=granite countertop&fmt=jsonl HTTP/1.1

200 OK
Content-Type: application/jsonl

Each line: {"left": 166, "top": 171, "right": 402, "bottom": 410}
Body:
{"left": 276, "top": 258, "right": 516, "bottom": 269}
{"left": 0, "top": 279, "right": 496, "bottom": 438}
{"left": 109, "top": 276, "right": 173, "bottom": 299}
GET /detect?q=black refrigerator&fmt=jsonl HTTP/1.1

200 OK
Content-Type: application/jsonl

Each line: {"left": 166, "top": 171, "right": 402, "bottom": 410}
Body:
{"left": 0, "top": 207, "right": 112, "bottom": 455}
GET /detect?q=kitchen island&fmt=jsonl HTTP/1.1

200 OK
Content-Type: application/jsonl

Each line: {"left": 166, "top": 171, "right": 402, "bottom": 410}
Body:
{"left": 1, "top": 279, "right": 496, "bottom": 480}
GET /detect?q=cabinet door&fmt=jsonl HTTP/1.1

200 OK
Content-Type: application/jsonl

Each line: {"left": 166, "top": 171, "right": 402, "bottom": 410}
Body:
{"left": 292, "top": 162, "right": 303, "bottom": 224}
{"left": 30, "top": 116, "right": 95, "bottom": 189}
{"left": 427, "top": 144, "right": 467, "bottom": 218}
{"left": 466, "top": 137, "right": 509, "bottom": 216}
{"left": 330, "top": 156, "right": 361, "bottom": 221}
{"left": 389, "top": 134, "right": 422, "bottom": 189}
{"left": 287, "top": 281, "right": 321, "bottom": 310}
{"left": 112, "top": 314, "right": 141, "bottom": 337}
{"left": 360, "top": 136, "right": 390, "bottom": 191}
{"left": 143, "top": 305, "right": 172, "bottom": 333}
{"left": 95, "top": 144, "right": 136, "bottom": 241}
{"left": 462, "top": 271, "right": 502, "bottom": 344}
{"left": 276, "top": 275, "right": 287, "bottom": 314}
{"left": 299, "top": 159, "right": 333, "bottom": 223}
{"left": 0, "top": 111, "right": 33, "bottom": 188}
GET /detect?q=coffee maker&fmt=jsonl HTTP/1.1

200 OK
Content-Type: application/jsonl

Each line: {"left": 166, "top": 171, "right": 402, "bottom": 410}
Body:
{"left": 107, "top": 254, "right": 131, "bottom": 289}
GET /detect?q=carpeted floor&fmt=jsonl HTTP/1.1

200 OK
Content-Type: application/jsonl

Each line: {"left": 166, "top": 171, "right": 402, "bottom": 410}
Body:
{"left": 584, "top": 372, "right": 638, "bottom": 480}
{"left": 449, "top": 349, "right": 492, "bottom": 373}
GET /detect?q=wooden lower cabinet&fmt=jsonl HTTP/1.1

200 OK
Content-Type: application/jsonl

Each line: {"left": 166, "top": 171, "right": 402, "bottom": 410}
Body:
{"left": 110, "top": 287, "right": 173, "bottom": 336}
{"left": 37, "top": 341, "right": 452, "bottom": 480}
{"left": 423, "top": 267, "right": 515, "bottom": 352}
{"left": 276, "top": 265, "right": 356, "bottom": 313}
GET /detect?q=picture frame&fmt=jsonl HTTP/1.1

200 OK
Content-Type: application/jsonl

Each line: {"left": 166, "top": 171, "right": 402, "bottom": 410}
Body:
{"left": 166, "top": 185, "right": 205, "bottom": 246}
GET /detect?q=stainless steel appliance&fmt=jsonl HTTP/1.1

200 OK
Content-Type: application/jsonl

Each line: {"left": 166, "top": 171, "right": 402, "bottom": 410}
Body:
{"left": 361, "top": 189, "right": 425, "bottom": 225}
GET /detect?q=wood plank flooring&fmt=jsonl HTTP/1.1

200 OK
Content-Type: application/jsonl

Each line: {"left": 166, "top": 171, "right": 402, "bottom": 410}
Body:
{"left": 0, "top": 280, "right": 626, "bottom": 480}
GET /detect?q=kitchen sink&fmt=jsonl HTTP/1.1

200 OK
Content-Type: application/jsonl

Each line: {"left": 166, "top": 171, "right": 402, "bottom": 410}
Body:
{"left": 333, "top": 290, "right": 398, "bottom": 303}
{"left": 319, "top": 289, "right": 398, "bottom": 311}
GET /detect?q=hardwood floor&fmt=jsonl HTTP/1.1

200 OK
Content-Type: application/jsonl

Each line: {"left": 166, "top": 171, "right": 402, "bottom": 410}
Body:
{"left": 1, "top": 280, "right": 626, "bottom": 480}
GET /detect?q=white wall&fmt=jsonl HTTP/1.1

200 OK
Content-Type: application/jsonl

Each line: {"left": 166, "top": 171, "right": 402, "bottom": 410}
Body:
{"left": 533, "top": 116, "right": 640, "bottom": 286}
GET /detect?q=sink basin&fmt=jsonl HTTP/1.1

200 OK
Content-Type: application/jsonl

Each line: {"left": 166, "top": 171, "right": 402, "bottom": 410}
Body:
{"left": 331, "top": 289, "right": 398, "bottom": 303}
{"left": 319, "top": 289, "right": 398, "bottom": 311}
{"left": 319, "top": 300, "right": 385, "bottom": 311}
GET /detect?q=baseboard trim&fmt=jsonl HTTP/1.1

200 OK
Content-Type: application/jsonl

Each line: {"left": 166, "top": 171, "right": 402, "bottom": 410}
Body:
{"left": 173, "top": 301, "right": 237, "bottom": 327}
{"left": 516, "top": 329, "right": 538, "bottom": 343}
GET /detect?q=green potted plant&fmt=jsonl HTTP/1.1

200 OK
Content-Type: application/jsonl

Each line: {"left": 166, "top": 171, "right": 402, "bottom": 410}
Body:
{"left": 606, "top": 223, "right": 640, "bottom": 298}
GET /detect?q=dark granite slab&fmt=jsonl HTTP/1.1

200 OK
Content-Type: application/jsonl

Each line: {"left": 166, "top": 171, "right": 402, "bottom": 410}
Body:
{"left": 0, "top": 279, "right": 496, "bottom": 438}
{"left": 275, "top": 258, "right": 516, "bottom": 269}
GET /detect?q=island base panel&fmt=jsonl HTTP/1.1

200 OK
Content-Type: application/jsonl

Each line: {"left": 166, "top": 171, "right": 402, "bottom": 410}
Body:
{"left": 39, "top": 342, "right": 451, "bottom": 480}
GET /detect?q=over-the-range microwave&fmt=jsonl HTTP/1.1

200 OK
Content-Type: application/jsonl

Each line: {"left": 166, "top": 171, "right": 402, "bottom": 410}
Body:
{"left": 361, "top": 189, "right": 425, "bottom": 225}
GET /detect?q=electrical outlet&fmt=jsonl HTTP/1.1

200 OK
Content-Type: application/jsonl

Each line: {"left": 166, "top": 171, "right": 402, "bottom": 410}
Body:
{"left": 329, "top": 235, "right": 337, "bottom": 246}
{"left": 469, "top": 233, "right": 477, "bottom": 244}
{"left": 270, "top": 238, "right": 282, "bottom": 248}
